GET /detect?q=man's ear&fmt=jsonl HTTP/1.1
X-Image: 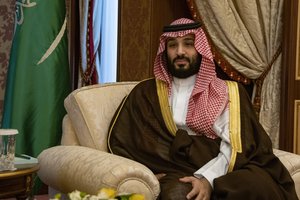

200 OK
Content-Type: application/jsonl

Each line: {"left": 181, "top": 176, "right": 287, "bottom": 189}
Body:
{"left": 163, "top": 50, "right": 167, "bottom": 59}
{"left": 162, "top": 50, "right": 168, "bottom": 66}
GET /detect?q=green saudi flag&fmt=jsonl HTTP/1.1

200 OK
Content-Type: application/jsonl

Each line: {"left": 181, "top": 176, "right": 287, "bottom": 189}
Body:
{"left": 2, "top": 0, "right": 70, "bottom": 158}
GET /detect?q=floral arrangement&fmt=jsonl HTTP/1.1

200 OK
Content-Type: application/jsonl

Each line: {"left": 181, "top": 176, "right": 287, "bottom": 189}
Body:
{"left": 51, "top": 188, "right": 144, "bottom": 200}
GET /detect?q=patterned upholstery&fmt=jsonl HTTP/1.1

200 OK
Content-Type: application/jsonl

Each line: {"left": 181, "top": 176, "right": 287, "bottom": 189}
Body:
{"left": 37, "top": 82, "right": 300, "bottom": 199}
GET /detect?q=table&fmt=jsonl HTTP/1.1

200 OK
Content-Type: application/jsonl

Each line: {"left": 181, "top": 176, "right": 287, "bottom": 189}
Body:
{"left": 0, "top": 165, "right": 39, "bottom": 200}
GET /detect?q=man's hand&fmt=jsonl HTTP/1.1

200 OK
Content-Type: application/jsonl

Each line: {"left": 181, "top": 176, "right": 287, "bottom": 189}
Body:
{"left": 179, "top": 176, "right": 212, "bottom": 200}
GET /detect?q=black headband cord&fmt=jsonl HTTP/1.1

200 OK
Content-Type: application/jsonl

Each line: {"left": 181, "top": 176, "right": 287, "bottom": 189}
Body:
{"left": 163, "top": 22, "right": 201, "bottom": 32}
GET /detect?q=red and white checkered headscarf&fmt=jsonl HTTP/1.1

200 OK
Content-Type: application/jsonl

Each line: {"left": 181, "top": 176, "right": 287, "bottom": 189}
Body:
{"left": 154, "top": 18, "right": 228, "bottom": 139}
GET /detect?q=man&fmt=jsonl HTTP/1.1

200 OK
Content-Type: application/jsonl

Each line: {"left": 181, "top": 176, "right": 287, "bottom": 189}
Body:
{"left": 108, "top": 18, "right": 298, "bottom": 200}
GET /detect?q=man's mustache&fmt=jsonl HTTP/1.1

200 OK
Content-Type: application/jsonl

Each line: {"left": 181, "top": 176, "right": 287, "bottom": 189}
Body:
{"left": 173, "top": 56, "right": 190, "bottom": 63}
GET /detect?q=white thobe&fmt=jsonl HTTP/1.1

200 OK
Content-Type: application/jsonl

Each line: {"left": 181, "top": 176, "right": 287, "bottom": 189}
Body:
{"left": 170, "top": 75, "right": 232, "bottom": 188}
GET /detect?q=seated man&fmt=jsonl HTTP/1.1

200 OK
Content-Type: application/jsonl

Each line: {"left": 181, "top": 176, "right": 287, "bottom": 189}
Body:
{"left": 108, "top": 18, "right": 298, "bottom": 200}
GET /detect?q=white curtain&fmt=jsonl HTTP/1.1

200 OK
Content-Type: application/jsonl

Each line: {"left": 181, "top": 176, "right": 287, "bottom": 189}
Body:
{"left": 191, "top": 0, "right": 284, "bottom": 147}
{"left": 98, "top": 0, "right": 118, "bottom": 83}
{"left": 79, "top": 0, "right": 118, "bottom": 85}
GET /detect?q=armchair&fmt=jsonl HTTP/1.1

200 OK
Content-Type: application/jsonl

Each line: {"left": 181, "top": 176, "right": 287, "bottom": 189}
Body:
{"left": 37, "top": 82, "right": 300, "bottom": 199}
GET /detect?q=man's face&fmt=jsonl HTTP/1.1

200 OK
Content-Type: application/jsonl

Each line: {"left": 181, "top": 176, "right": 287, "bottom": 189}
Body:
{"left": 166, "top": 34, "right": 201, "bottom": 78}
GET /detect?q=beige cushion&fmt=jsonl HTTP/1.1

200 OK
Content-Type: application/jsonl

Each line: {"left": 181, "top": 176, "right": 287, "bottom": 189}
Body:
{"left": 274, "top": 149, "right": 300, "bottom": 197}
{"left": 64, "top": 82, "right": 137, "bottom": 151}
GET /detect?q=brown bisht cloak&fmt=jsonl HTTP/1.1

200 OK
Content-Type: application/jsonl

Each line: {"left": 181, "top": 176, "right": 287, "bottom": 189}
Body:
{"left": 108, "top": 78, "right": 298, "bottom": 200}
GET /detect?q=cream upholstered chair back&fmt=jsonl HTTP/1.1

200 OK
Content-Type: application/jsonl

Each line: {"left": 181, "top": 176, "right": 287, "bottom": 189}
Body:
{"left": 62, "top": 82, "right": 138, "bottom": 151}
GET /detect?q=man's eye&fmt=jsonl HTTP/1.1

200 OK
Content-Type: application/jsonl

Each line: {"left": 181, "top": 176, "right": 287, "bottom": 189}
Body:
{"left": 185, "top": 42, "right": 194, "bottom": 46}
{"left": 168, "top": 43, "right": 177, "bottom": 48}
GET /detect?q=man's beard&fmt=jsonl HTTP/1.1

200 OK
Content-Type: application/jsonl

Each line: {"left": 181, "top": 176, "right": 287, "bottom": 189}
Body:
{"left": 167, "top": 53, "right": 202, "bottom": 78}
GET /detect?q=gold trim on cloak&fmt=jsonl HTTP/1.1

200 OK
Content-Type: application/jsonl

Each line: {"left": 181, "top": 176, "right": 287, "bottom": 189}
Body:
{"left": 226, "top": 81, "right": 242, "bottom": 172}
{"left": 107, "top": 93, "right": 129, "bottom": 154}
{"left": 156, "top": 79, "right": 178, "bottom": 136}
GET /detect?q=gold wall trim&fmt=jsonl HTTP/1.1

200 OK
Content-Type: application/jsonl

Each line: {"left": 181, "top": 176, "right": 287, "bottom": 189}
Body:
{"left": 296, "top": 0, "right": 300, "bottom": 80}
{"left": 294, "top": 100, "right": 300, "bottom": 154}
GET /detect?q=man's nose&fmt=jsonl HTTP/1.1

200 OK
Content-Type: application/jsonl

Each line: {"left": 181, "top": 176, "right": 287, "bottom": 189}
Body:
{"left": 177, "top": 44, "right": 185, "bottom": 56}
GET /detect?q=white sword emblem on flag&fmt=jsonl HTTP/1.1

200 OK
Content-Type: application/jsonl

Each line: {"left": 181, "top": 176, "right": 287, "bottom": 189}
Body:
{"left": 16, "top": 0, "right": 37, "bottom": 25}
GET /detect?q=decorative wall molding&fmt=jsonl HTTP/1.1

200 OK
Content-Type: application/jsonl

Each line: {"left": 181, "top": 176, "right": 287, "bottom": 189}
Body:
{"left": 280, "top": 0, "right": 300, "bottom": 152}
{"left": 294, "top": 100, "right": 300, "bottom": 154}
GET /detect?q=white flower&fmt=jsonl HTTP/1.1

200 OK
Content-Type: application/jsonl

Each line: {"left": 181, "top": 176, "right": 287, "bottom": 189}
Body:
{"left": 68, "top": 190, "right": 85, "bottom": 200}
{"left": 86, "top": 195, "right": 116, "bottom": 200}
{"left": 53, "top": 187, "right": 144, "bottom": 200}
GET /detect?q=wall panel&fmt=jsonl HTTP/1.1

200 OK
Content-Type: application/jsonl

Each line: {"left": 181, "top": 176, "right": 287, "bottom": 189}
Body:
{"left": 294, "top": 1, "right": 300, "bottom": 154}
{"left": 118, "top": 0, "right": 152, "bottom": 81}
{"left": 281, "top": 0, "right": 300, "bottom": 153}
{"left": 295, "top": 100, "right": 300, "bottom": 153}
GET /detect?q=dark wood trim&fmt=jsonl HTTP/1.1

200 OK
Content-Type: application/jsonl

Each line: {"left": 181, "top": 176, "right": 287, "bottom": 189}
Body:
{"left": 280, "top": 0, "right": 299, "bottom": 152}
{"left": 69, "top": 0, "right": 79, "bottom": 90}
{"left": 116, "top": 0, "right": 122, "bottom": 81}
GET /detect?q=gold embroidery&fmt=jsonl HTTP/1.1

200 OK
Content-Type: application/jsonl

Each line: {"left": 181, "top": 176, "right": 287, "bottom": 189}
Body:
{"left": 226, "top": 81, "right": 242, "bottom": 172}
{"left": 107, "top": 94, "right": 129, "bottom": 154}
{"left": 156, "top": 79, "right": 177, "bottom": 136}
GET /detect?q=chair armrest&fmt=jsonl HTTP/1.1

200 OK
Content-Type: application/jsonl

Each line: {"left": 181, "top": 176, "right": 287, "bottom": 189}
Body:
{"left": 37, "top": 146, "right": 160, "bottom": 200}
{"left": 274, "top": 149, "right": 300, "bottom": 198}
{"left": 61, "top": 115, "right": 79, "bottom": 145}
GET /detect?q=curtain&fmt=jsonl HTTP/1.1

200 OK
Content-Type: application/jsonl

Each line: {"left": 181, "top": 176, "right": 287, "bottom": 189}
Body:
{"left": 187, "top": 0, "right": 283, "bottom": 147}
{"left": 79, "top": 0, "right": 118, "bottom": 86}
{"left": 98, "top": 0, "right": 118, "bottom": 83}
{"left": 79, "top": 0, "right": 99, "bottom": 86}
